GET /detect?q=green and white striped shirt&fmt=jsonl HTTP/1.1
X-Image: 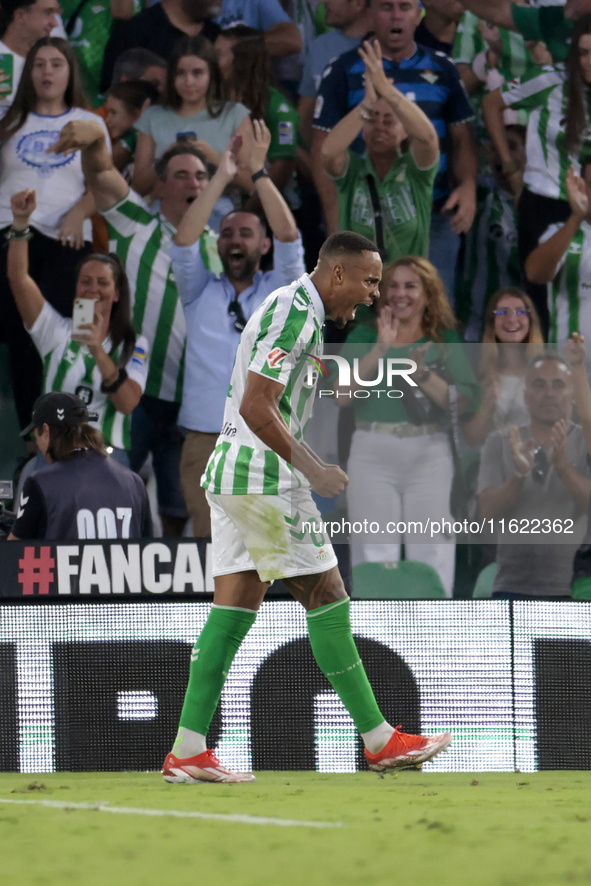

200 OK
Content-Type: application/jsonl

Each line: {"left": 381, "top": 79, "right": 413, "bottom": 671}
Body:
{"left": 28, "top": 301, "right": 149, "bottom": 451}
{"left": 202, "top": 274, "right": 325, "bottom": 495}
{"left": 453, "top": 11, "right": 530, "bottom": 83}
{"left": 102, "top": 189, "right": 222, "bottom": 402}
{"left": 541, "top": 220, "right": 591, "bottom": 344}
{"left": 455, "top": 185, "right": 521, "bottom": 341}
{"left": 502, "top": 66, "right": 591, "bottom": 200}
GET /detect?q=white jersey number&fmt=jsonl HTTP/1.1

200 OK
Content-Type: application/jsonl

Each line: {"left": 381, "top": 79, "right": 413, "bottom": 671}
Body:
{"left": 76, "top": 507, "right": 133, "bottom": 539}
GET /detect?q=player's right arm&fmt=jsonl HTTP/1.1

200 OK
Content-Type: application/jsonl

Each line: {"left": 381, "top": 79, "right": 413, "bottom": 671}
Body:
{"left": 6, "top": 190, "right": 46, "bottom": 329}
{"left": 48, "top": 120, "right": 128, "bottom": 212}
{"left": 240, "top": 371, "right": 348, "bottom": 497}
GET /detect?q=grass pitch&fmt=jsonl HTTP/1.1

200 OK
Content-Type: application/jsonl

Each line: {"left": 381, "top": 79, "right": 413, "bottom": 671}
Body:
{"left": 1, "top": 771, "right": 590, "bottom": 886}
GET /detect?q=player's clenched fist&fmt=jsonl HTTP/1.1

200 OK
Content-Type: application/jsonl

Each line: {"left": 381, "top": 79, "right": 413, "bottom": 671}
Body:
{"left": 46, "top": 120, "right": 105, "bottom": 157}
{"left": 308, "top": 463, "right": 349, "bottom": 497}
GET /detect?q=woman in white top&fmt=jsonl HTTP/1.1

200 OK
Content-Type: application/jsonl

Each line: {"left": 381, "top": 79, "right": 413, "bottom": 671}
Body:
{"left": 462, "top": 287, "right": 544, "bottom": 446}
{"left": 0, "top": 36, "right": 111, "bottom": 431}
{"left": 133, "top": 35, "right": 253, "bottom": 197}
{"left": 7, "top": 188, "right": 148, "bottom": 467}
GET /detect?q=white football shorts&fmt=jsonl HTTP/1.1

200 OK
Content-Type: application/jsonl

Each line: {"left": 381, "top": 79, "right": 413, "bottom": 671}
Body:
{"left": 206, "top": 488, "right": 338, "bottom": 582}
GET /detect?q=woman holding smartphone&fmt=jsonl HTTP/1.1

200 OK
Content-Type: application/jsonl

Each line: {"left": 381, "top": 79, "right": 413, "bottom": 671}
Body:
{"left": 0, "top": 36, "right": 111, "bottom": 432}
{"left": 6, "top": 189, "right": 147, "bottom": 467}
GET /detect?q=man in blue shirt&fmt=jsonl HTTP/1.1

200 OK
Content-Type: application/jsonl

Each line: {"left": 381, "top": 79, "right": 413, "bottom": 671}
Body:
{"left": 170, "top": 122, "right": 305, "bottom": 540}
{"left": 298, "top": 0, "right": 373, "bottom": 146}
{"left": 312, "top": 0, "right": 477, "bottom": 299}
{"left": 214, "top": 0, "right": 302, "bottom": 58}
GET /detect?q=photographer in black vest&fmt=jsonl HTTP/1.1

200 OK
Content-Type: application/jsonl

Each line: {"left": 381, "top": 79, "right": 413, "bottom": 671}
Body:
{"left": 9, "top": 392, "right": 152, "bottom": 540}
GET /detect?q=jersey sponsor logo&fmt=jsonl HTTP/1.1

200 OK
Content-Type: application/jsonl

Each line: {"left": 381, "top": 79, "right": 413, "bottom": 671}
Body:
{"left": 278, "top": 120, "right": 294, "bottom": 145}
{"left": 16, "top": 130, "right": 76, "bottom": 177}
{"left": 75, "top": 385, "right": 94, "bottom": 405}
{"left": 267, "top": 347, "right": 288, "bottom": 369}
{"left": 420, "top": 70, "right": 438, "bottom": 84}
{"left": 221, "top": 421, "right": 237, "bottom": 438}
{"left": 57, "top": 408, "right": 65, "bottom": 420}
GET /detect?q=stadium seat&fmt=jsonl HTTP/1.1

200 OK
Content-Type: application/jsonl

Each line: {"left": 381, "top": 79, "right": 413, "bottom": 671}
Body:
{"left": 472, "top": 562, "right": 498, "bottom": 598}
{"left": 352, "top": 560, "right": 447, "bottom": 599}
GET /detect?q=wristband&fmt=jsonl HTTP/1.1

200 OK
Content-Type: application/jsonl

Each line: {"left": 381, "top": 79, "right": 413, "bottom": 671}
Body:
{"left": 251, "top": 169, "right": 269, "bottom": 183}
{"left": 5, "top": 224, "right": 33, "bottom": 241}
{"left": 101, "top": 368, "right": 128, "bottom": 394}
{"left": 415, "top": 368, "right": 431, "bottom": 384}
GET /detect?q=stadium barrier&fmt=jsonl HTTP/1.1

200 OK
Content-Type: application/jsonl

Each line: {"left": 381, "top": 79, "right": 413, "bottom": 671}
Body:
{"left": 1, "top": 541, "right": 590, "bottom": 774}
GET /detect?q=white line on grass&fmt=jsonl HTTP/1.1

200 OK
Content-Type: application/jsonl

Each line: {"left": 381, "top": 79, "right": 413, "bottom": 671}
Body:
{"left": 0, "top": 797, "right": 344, "bottom": 829}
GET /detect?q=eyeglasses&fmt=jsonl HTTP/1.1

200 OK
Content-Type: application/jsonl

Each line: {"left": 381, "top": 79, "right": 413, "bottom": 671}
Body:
{"left": 228, "top": 298, "right": 247, "bottom": 333}
{"left": 531, "top": 447, "right": 549, "bottom": 484}
{"left": 493, "top": 309, "right": 531, "bottom": 317}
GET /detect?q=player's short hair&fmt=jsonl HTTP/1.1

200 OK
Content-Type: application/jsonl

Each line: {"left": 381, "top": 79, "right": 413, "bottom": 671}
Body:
{"left": 319, "top": 231, "right": 379, "bottom": 261}
{"left": 526, "top": 350, "right": 572, "bottom": 375}
{"left": 154, "top": 142, "right": 209, "bottom": 181}
{"left": 37, "top": 423, "right": 107, "bottom": 463}
{"left": 111, "top": 47, "right": 167, "bottom": 87}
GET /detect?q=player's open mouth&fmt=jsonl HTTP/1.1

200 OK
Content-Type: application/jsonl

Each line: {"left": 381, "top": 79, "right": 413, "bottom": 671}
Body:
{"left": 390, "top": 27, "right": 403, "bottom": 35}
{"left": 229, "top": 249, "right": 245, "bottom": 262}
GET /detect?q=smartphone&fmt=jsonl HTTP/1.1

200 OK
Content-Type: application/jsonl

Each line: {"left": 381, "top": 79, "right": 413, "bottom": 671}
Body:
{"left": 72, "top": 298, "right": 95, "bottom": 337}
{"left": 0, "top": 54, "right": 14, "bottom": 95}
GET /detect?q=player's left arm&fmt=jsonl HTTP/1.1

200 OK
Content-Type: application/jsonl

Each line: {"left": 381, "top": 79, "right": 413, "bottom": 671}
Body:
{"left": 240, "top": 371, "right": 348, "bottom": 497}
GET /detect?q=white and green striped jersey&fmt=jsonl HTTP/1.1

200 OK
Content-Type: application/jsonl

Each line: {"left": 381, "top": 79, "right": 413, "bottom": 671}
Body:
{"left": 502, "top": 66, "right": 591, "bottom": 200}
{"left": 453, "top": 11, "right": 530, "bottom": 83}
{"left": 456, "top": 185, "right": 521, "bottom": 341}
{"left": 541, "top": 220, "right": 591, "bottom": 343}
{"left": 202, "top": 273, "right": 325, "bottom": 495}
{"left": 102, "top": 189, "right": 222, "bottom": 403}
{"left": 28, "top": 301, "right": 149, "bottom": 451}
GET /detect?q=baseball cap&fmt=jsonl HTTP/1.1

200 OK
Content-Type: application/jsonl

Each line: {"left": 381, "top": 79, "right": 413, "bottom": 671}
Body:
{"left": 20, "top": 392, "right": 99, "bottom": 437}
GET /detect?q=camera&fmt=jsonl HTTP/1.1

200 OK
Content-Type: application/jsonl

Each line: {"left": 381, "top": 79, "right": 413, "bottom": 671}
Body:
{"left": 0, "top": 480, "right": 15, "bottom": 539}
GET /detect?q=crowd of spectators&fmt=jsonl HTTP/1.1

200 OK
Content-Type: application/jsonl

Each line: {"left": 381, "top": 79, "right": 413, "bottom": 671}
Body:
{"left": 2, "top": 0, "right": 591, "bottom": 600}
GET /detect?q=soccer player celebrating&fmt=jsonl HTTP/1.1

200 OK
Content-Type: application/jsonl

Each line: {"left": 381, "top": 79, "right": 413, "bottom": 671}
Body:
{"left": 162, "top": 223, "right": 452, "bottom": 783}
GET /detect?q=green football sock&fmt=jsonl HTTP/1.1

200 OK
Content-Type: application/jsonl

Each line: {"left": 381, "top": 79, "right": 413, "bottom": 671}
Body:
{"left": 179, "top": 604, "right": 257, "bottom": 736}
{"left": 306, "top": 597, "right": 385, "bottom": 733}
